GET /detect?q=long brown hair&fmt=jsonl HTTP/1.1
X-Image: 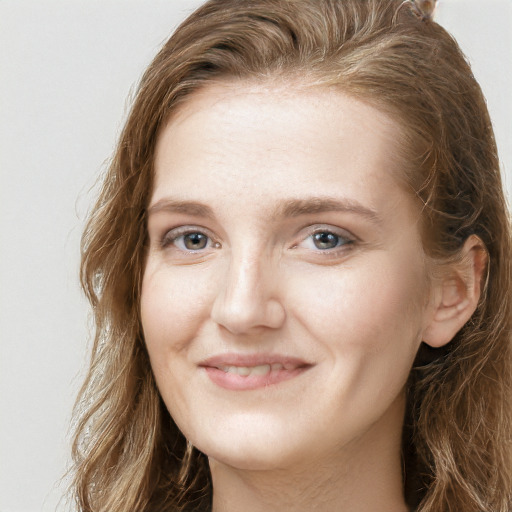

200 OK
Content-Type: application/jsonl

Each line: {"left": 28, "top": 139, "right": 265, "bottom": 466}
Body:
{"left": 72, "top": 0, "right": 512, "bottom": 510}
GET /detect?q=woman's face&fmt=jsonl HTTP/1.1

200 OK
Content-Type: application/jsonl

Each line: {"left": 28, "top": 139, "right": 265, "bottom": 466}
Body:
{"left": 141, "top": 82, "right": 435, "bottom": 470}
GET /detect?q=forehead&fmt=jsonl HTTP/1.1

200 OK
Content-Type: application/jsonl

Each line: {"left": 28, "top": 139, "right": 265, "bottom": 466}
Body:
{"left": 152, "top": 81, "right": 411, "bottom": 218}
{"left": 157, "top": 80, "right": 403, "bottom": 160}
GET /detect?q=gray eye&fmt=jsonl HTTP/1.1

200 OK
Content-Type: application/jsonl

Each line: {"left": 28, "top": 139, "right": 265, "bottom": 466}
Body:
{"left": 312, "top": 232, "right": 341, "bottom": 250}
{"left": 183, "top": 232, "right": 209, "bottom": 250}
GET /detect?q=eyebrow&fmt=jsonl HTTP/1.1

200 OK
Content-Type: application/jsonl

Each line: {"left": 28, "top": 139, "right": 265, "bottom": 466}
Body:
{"left": 147, "top": 199, "right": 215, "bottom": 218}
{"left": 147, "top": 197, "right": 381, "bottom": 225}
{"left": 275, "top": 197, "right": 382, "bottom": 224}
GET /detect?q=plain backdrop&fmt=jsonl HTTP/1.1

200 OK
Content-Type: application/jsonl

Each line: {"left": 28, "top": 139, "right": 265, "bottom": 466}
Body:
{"left": 0, "top": 1, "right": 511, "bottom": 511}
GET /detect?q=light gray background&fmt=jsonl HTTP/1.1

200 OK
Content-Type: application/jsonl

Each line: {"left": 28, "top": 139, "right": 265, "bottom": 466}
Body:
{"left": 1, "top": 1, "right": 511, "bottom": 511}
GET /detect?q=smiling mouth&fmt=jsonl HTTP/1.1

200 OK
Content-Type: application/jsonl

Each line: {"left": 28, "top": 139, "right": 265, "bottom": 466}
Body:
{"left": 199, "top": 355, "right": 313, "bottom": 390}
{"left": 217, "top": 362, "right": 292, "bottom": 377}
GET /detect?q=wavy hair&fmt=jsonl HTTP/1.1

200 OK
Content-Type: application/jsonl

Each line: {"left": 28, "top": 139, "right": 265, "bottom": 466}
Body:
{"left": 71, "top": 0, "right": 512, "bottom": 510}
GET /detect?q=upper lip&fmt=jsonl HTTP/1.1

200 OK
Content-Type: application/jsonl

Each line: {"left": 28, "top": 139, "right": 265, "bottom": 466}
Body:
{"left": 199, "top": 353, "right": 312, "bottom": 370}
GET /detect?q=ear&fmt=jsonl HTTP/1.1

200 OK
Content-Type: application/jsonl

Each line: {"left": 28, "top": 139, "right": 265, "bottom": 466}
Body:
{"left": 422, "top": 235, "right": 488, "bottom": 348}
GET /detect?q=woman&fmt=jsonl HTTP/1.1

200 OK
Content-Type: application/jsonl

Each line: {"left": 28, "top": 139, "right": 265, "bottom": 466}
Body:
{"left": 71, "top": 0, "right": 512, "bottom": 510}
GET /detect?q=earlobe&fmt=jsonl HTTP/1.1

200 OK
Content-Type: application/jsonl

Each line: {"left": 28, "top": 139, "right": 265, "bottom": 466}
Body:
{"left": 422, "top": 235, "right": 488, "bottom": 348}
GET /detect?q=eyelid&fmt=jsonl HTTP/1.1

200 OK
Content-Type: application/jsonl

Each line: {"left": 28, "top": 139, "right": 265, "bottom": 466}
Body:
{"left": 156, "top": 223, "right": 356, "bottom": 255}
{"left": 160, "top": 225, "right": 219, "bottom": 251}
{"left": 294, "top": 224, "right": 357, "bottom": 251}
{"left": 308, "top": 224, "right": 356, "bottom": 239}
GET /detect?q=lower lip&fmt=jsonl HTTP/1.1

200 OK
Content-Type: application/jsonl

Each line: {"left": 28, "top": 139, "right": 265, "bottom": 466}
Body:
{"left": 202, "top": 366, "right": 310, "bottom": 391}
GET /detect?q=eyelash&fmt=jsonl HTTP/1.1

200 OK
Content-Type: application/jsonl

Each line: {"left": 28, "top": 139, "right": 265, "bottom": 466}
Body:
{"left": 298, "top": 227, "right": 355, "bottom": 254}
{"left": 160, "top": 226, "right": 219, "bottom": 251}
{"left": 159, "top": 225, "right": 356, "bottom": 255}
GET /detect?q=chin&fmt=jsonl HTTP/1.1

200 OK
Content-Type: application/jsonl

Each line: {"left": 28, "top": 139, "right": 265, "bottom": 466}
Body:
{"left": 207, "top": 449, "right": 286, "bottom": 472}
{"left": 205, "top": 443, "right": 298, "bottom": 472}
{"left": 191, "top": 414, "right": 308, "bottom": 471}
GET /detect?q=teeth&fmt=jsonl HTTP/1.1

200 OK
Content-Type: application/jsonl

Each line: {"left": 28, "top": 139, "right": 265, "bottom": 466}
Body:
{"left": 251, "top": 364, "right": 271, "bottom": 376}
{"left": 222, "top": 366, "right": 239, "bottom": 375}
{"left": 237, "top": 366, "right": 252, "bottom": 376}
{"left": 219, "top": 364, "right": 285, "bottom": 377}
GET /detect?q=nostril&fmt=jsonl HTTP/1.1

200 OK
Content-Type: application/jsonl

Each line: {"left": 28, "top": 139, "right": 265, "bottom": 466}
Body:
{"left": 210, "top": 257, "right": 285, "bottom": 333}
{"left": 211, "top": 290, "right": 285, "bottom": 334}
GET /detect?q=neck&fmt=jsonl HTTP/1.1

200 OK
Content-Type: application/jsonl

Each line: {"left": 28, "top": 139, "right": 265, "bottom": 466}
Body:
{"left": 209, "top": 396, "right": 409, "bottom": 512}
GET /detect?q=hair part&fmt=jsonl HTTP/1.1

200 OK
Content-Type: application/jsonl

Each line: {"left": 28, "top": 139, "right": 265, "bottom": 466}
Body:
{"left": 72, "top": 1, "right": 512, "bottom": 510}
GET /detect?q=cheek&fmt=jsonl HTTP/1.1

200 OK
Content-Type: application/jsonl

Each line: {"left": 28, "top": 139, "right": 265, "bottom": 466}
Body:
{"left": 287, "top": 255, "right": 427, "bottom": 384}
{"left": 140, "top": 265, "right": 215, "bottom": 366}
{"left": 296, "top": 262, "right": 423, "bottom": 335}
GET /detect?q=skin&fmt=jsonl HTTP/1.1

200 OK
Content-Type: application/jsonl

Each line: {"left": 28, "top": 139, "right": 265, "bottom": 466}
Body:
{"left": 140, "top": 82, "right": 483, "bottom": 511}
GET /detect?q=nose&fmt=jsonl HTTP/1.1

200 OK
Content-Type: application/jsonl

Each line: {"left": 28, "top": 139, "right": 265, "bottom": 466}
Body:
{"left": 210, "top": 251, "right": 286, "bottom": 335}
